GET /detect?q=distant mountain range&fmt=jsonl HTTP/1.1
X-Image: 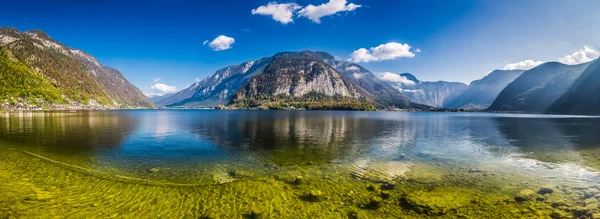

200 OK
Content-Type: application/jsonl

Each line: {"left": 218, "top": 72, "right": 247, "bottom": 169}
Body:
{"left": 443, "top": 70, "right": 525, "bottom": 110}
{"left": 3, "top": 27, "right": 600, "bottom": 114}
{"left": 0, "top": 28, "right": 152, "bottom": 108}
{"left": 384, "top": 73, "right": 467, "bottom": 108}
{"left": 156, "top": 51, "right": 423, "bottom": 110}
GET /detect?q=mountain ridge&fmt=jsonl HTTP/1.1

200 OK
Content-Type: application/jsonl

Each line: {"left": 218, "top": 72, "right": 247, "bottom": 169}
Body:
{"left": 159, "top": 50, "right": 420, "bottom": 110}
{"left": 0, "top": 27, "right": 153, "bottom": 109}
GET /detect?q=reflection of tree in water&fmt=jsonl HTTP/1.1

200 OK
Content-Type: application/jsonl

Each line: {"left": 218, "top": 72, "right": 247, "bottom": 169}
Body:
{"left": 0, "top": 111, "right": 136, "bottom": 157}
{"left": 187, "top": 111, "right": 416, "bottom": 165}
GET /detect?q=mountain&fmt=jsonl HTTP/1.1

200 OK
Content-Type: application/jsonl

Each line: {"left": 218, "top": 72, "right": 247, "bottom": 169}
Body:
{"left": 159, "top": 51, "right": 418, "bottom": 109}
{"left": 487, "top": 62, "right": 590, "bottom": 113}
{"left": 147, "top": 93, "right": 175, "bottom": 106}
{"left": 382, "top": 73, "right": 467, "bottom": 107}
{"left": 443, "top": 70, "right": 524, "bottom": 110}
{"left": 547, "top": 58, "right": 600, "bottom": 115}
{"left": 229, "top": 54, "right": 376, "bottom": 110}
{"left": 160, "top": 57, "right": 272, "bottom": 107}
{"left": 326, "top": 60, "right": 414, "bottom": 109}
{"left": 0, "top": 28, "right": 152, "bottom": 108}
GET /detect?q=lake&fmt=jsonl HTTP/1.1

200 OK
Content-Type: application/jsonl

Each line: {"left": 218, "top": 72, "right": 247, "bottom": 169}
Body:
{"left": 1, "top": 110, "right": 600, "bottom": 218}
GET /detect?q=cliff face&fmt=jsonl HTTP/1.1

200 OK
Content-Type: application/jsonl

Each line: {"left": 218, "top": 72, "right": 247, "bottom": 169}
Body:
{"left": 0, "top": 28, "right": 153, "bottom": 108}
{"left": 230, "top": 55, "right": 365, "bottom": 108}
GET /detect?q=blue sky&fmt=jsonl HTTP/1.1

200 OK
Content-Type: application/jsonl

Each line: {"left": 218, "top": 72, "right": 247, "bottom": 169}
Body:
{"left": 2, "top": 0, "right": 599, "bottom": 96}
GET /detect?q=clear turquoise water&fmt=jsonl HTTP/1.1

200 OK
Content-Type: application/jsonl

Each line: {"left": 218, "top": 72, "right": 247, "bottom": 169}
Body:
{"left": 2, "top": 110, "right": 600, "bottom": 218}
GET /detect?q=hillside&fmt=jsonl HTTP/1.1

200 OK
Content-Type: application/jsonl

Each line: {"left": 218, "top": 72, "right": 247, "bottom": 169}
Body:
{"left": 488, "top": 62, "right": 589, "bottom": 113}
{"left": 547, "top": 58, "right": 600, "bottom": 115}
{"left": 0, "top": 27, "right": 152, "bottom": 109}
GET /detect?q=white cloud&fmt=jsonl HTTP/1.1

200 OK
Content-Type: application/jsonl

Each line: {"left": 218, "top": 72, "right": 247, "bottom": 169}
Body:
{"left": 558, "top": 46, "right": 600, "bottom": 65}
{"left": 153, "top": 78, "right": 162, "bottom": 83}
{"left": 503, "top": 60, "right": 544, "bottom": 70}
{"left": 350, "top": 42, "right": 416, "bottom": 63}
{"left": 194, "top": 77, "right": 202, "bottom": 82}
{"left": 202, "top": 40, "right": 209, "bottom": 45}
{"left": 251, "top": 2, "right": 301, "bottom": 24}
{"left": 298, "top": 0, "right": 361, "bottom": 24}
{"left": 499, "top": 46, "right": 600, "bottom": 71}
{"left": 345, "top": 66, "right": 360, "bottom": 71}
{"left": 379, "top": 72, "right": 416, "bottom": 85}
{"left": 352, "top": 73, "right": 365, "bottom": 79}
{"left": 415, "top": 48, "right": 422, "bottom": 53}
{"left": 151, "top": 83, "right": 177, "bottom": 95}
{"left": 401, "top": 89, "right": 422, "bottom": 93}
{"left": 205, "top": 35, "right": 235, "bottom": 51}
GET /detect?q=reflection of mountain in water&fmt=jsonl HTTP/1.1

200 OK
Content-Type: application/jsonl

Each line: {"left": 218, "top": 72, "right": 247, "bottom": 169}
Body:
{"left": 0, "top": 111, "right": 136, "bottom": 157}
{"left": 491, "top": 117, "right": 584, "bottom": 164}
{"left": 187, "top": 111, "right": 417, "bottom": 165}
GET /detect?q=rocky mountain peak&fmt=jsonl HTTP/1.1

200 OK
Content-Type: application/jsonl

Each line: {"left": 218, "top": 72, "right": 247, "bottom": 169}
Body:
{"left": 273, "top": 50, "right": 335, "bottom": 61}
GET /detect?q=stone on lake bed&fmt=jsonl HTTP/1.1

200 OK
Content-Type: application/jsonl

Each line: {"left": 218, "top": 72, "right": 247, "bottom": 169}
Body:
{"left": 380, "top": 182, "right": 396, "bottom": 190}
{"left": 294, "top": 176, "right": 303, "bottom": 185}
{"left": 380, "top": 191, "right": 391, "bottom": 199}
{"left": 585, "top": 188, "right": 600, "bottom": 198}
{"left": 538, "top": 186, "right": 554, "bottom": 195}
{"left": 304, "top": 190, "right": 324, "bottom": 202}
{"left": 515, "top": 189, "right": 536, "bottom": 202}
{"left": 367, "top": 196, "right": 383, "bottom": 209}
{"left": 550, "top": 210, "right": 567, "bottom": 219}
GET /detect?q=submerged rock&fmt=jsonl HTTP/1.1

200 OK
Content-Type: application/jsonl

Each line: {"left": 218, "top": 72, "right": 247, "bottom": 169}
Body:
{"left": 380, "top": 182, "right": 396, "bottom": 190}
{"left": 550, "top": 210, "right": 567, "bottom": 219}
{"left": 366, "top": 184, "right": 377, "bottom": 191}
{"left": 398, "top": 188, "right": 475, "bottom": 215}
{"left": 294, "top": 176, "right": 303, "bottom": 185}
{"left": 538, "top": 187, "right": 554, "bottom": 195}
{"left": 585, "top": 188, "right": 600, "bottom": 198}
{"left": 380, "top": 191, "right": 391, "bottom": 199}
{"left": 367, "top": 196, "right": 383, "bottom": 209}
{"left": 303, "top": 190, "right": 324, "bottom": 202}
{"left": 515, "top": 190, "right": 536, "bottom": 202}
{"left": 249, "top": 209, "right": 263, "bottom": 219}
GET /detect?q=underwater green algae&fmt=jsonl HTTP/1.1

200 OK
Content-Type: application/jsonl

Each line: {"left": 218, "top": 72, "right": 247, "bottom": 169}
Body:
{"left": 3, "top": 147, "right": 600, "bottom": 219}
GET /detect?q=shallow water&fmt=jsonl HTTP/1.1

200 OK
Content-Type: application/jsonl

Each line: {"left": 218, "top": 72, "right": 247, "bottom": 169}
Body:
{"left": 2, "top": 110, "right": 600, "bottom": 218}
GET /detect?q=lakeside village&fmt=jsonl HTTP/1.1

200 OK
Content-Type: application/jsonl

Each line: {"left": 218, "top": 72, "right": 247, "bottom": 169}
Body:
{"left": 0, "top": 97, "right": 114, "bottom": 112}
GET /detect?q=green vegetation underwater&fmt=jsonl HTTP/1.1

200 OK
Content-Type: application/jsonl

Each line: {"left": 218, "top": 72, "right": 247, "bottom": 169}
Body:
{"left": 2, "top": 110, "right": 600, "bottom": 218}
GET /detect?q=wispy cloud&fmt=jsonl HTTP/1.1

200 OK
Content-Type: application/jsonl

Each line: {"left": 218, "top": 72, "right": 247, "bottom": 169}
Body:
{"left": 251, "top": 2, "right": 301, "bottom": 24}
{"left": 502, "top": 46, "right": 600, "bottom": 70}
{"left": 503, "top": 60, "right": 543, "bottom": 70}
{"left": 151, "top": 83, "right": 177, "bottom": 95}
{"left": 298, "top": 0, "right": 361, "bottom": 24}
{"left": 378, "top": 72, "right": 416, "bottom": 85}
{"left": 252, "top": 0, "right": 361, "bottom": 24}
